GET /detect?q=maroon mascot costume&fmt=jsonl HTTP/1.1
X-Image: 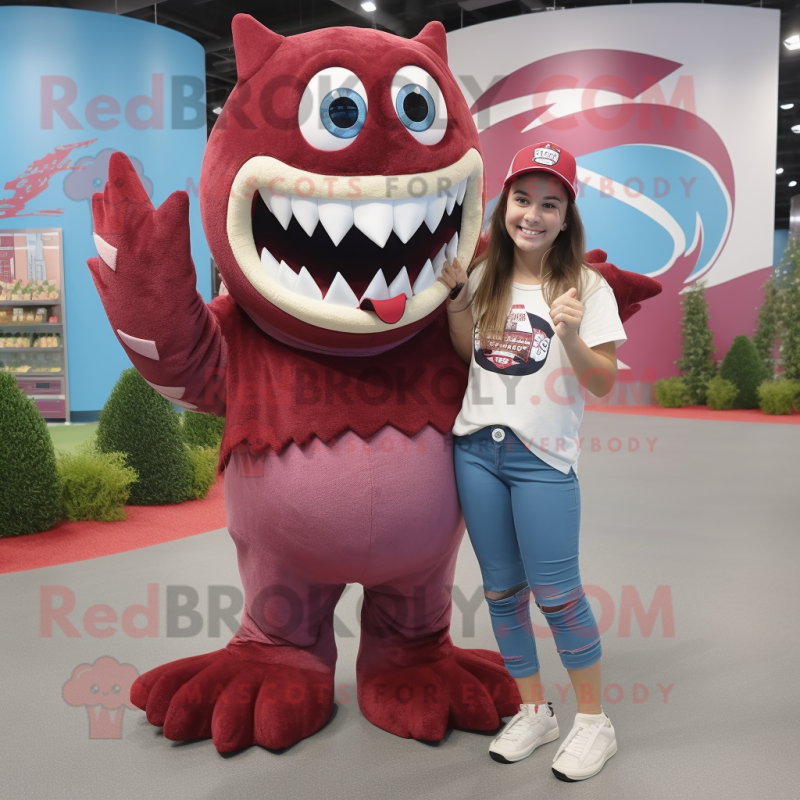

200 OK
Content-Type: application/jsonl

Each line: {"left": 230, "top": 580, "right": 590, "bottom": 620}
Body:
{"left": 88, "top": 16, "right": 660, "bottom": 753}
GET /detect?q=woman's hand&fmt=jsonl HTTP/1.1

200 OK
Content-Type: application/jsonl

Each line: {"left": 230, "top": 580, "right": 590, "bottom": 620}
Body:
{"left": 437, "top": 258, "right": 471, "bottom": 314}
{"left": 549, "top": 288, "right": 583, "bottom": 340}
{"left": 438, "top": 257, "right": 473, "bottom": 363}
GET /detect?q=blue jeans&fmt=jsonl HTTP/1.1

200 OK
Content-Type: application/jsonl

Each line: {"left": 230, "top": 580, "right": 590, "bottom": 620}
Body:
{"left": 454, "top": 426, "right": 601, "bottom": 676}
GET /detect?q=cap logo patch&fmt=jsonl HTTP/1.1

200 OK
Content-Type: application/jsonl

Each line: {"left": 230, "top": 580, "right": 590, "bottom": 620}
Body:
{"left": 533, "top": 146, "right": 559, "bottom": 166}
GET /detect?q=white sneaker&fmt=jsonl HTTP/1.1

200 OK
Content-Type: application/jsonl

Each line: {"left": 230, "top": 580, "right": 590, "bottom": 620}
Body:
{"left": 488, "top": 702, "right": 560, "bottom": 764}
{"left": 551, "top": 711, "right": 617, "bottom": 781}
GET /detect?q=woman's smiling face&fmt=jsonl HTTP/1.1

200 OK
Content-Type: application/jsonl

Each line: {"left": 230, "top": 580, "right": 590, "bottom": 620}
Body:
{"left": 504, "top": 173, "right": 568, "bottom": 257}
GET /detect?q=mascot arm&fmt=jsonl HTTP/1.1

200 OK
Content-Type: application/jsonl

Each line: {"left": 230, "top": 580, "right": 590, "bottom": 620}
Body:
{"left": 87, "top": 152, "right": 227, "bottom": 416}
{"left": 583, "top": 249, "right": 662, "bottom": 325}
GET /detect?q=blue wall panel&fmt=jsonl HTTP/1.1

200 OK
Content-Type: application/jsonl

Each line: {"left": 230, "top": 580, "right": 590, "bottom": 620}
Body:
{"left": 0, "top": 7, "right": 209, "bottom": 416}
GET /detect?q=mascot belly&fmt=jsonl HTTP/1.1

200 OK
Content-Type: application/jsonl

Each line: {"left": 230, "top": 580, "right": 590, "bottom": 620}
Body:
{"left": 226, "top": 428, "right": 462, "bottom": 594}
{"left": 87, "top": 15, "right": 660, "bottom": 753}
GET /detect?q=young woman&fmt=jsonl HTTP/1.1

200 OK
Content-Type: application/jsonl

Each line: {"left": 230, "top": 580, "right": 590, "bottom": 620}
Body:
{"left": 438, "top": 142, "right": 626, "bottom": 782}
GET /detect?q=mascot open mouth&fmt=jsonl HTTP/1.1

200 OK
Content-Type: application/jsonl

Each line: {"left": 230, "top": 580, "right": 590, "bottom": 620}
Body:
{"left": 253, "top": 177, "right": 464, "bottom": 324}
{"left": 227, "top": 148, "right": 483, "bottom": 332}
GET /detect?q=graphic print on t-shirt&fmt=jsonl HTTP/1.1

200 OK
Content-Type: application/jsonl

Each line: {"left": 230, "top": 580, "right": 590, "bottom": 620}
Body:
{"left": 474, "top": 304, "right": 555, "bottom": 376}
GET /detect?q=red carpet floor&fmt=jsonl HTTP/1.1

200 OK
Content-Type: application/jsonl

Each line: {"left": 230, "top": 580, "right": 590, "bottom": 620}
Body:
{"left": 585, "top": 405, "right": 800, "bottom": 424}
{"left": 0, "top": 478, "right": 226, "bottom": 575}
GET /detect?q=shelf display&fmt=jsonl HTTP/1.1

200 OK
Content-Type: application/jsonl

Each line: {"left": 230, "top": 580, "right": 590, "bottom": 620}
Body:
{"left": 0, "top": 279, "right": 61, "bottom": 301}
{"left": 0, "top": 348, "right": 62, "bottom": 373}
{"left": 0, "top": 228, "right": 68, "bottom": 419}
{"left": 0, "top": 307, "right": 52, "bottom": 323}
{"left": 0, "top": 332, "right": 62, "bottom": 348}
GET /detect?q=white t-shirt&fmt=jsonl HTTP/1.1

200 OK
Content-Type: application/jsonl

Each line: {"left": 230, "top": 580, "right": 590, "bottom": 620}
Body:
{"left": 452, "top": 264, "right": 627, "bottom": 475}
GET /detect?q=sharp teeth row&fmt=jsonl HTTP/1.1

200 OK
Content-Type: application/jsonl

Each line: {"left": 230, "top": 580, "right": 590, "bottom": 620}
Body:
{"left": 258, "top": 177, "right": 469, "bottom": 247}
{"left": 259, "top": 231, "right": 459, "bottom": 309}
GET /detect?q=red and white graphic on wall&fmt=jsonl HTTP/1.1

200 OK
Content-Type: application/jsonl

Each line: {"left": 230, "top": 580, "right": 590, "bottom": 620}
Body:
{"left": 475, "top": 305, "right": 553, "bottom": 375}
{"left": 450, "top": 3, "right": 779, "bottom": 381}
{"left": 0, "top": 139, "right": 96, "bottom": 219}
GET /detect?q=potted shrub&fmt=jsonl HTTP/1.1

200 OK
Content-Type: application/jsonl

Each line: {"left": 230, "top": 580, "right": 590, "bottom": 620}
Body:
{"left": 719, "top": 336, "right": 769, "bottom": 409}
{"left": 706, "top": 376, "right": 738, "bottom": 410}
{"left": 676, "top": 281, "right": 717, "bottom": 403}
{"left": 757, "top": 379, "right": 800, "bottom": 415}
{"left": 0, "top": 372, "right": 62, "bottom": 536}
{"left": 180, "top": 410, "right": 226, "bottom": 449}
{"left": 96, "top": 369, "right": 194, "bottom": 505}
{"left": 655, "top": 377, "right": 691, "bottom": 408}
{"left": 57, "top": 441, "right": 138, "bottom": 521}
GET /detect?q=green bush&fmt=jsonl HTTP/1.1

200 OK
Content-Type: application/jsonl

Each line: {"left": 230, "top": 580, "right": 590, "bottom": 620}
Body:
{"left": 57, "top": 440, "right": 138, "bottom": 521}
{"left": 772, "top": 239, "right": 800, "bottom": 381}
{"left": 782, "top": 272, "right": 800, "bottom": 383}
{"left": 757, "top": 379, "right": 800, "bottom": 415}
{"left": 180, "top": 411, "right": 225, "bottom": 449}
{"left": 655, "top": 377, "right": 691, "bottom": 408}
{"left": 705, "top": 377, "right": 738, "bottom": 411}
{"left": 0, "top": 372, "right": 62, "bottom": 536}
{"left": 676, "top": 281, "right": 717, "bottom": 403}
{"left": 753, "top": 277, "right": 780, "bottom": 379}
{"left": 96, "top": 369, "right": 194, "bottom": 505}
{"left": 719, "top": 336, "right": 770, "bottom": 409}
{"left": 186, "top": 445, "right": 218, "bottom": 500}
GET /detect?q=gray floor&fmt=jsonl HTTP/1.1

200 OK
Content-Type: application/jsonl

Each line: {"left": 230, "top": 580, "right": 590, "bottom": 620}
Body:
{"left": 1, "top": 412, "right": 798, "bottom": 800}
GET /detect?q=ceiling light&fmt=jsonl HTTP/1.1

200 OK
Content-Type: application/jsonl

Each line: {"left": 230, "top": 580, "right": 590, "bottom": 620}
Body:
{"left": 777, "top": 167, "right": 785, "bottom": 174}
{"left": 792, "top": 124, "right": 800, "bottom": 133}
{"left": 361, "top": 1, "right": 377, "bottom": 10}
{"left": 213, "top": 107, "right": 223, "bottom": 115}
{"left": 784, "top": 34, "right": 800, "bottom": 50}
{"left": 790, "top": 181, "right": 798, "bottom": 188}
{"left": 781, "top": 103, "right": 795, "bottom": 110}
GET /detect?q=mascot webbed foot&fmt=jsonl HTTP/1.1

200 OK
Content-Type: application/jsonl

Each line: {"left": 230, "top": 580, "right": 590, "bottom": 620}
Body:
{"left": 357, "top": 644, "right": 521, "bottom": 742}
{"left": 130, "top": 644, "right": 334, "bottom": 753}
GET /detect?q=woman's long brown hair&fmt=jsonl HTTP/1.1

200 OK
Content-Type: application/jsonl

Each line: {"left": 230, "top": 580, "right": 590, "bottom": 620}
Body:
{"left": 467, "top": 186, "right": 598, "bottom": 337}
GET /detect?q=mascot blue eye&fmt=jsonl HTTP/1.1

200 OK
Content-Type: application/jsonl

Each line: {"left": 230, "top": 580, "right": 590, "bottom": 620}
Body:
{"left": 300, "top": 68, "right": 368, "bottom": 150}
{"left": 395, "top": 84, "right": 435, "bottom": 132}
{"left": 390, "top": 67, "right": 446, "bottom": 143}
{"left": 320, "top": 88, "right": 367, "bottom": 139}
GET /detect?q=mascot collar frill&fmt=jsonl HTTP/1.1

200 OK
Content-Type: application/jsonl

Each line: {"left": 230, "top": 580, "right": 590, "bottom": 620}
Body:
{"left": 202, "top": 16, "right": 484, "bottom": 355}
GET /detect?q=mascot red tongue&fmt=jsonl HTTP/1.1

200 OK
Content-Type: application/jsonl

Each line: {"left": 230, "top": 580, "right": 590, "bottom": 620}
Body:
{"left": 87, "top": 15, "right": 659, "bottom": 753}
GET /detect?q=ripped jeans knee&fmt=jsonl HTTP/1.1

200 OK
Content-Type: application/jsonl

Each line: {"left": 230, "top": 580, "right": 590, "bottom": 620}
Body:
{"left": 535, "top": 585, "right": 601, "bottom": 670}
{"left": 484, "top": 583, "right": 540, "bottom": 677}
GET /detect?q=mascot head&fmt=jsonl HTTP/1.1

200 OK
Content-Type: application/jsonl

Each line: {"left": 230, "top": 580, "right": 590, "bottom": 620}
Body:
{"left": 200, "top": 16, "right": 483, "bottom": 355}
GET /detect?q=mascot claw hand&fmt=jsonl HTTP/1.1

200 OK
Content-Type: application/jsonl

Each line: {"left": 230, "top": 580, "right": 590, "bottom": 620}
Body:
{"left": 88, "top": 155, "right": 226, "bottom": 415}
{"left": 89, "top": 15, "right": 659, "bottom": 754}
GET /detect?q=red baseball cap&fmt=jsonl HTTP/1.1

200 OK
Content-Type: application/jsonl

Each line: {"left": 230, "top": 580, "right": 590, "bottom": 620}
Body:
{"left": 503, "top": 142, "right": 578, "bottom": 201}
